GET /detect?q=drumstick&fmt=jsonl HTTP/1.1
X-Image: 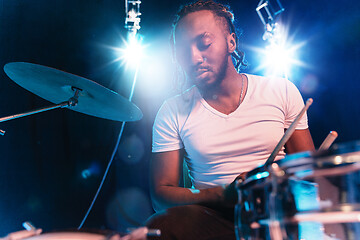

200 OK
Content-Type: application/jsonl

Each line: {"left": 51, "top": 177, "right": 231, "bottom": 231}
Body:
{"left": 126, "top": 227, "right": 161, "bottom": 237}
{"left": 318, "top": 131, "right": 338, "bottom": 151}
{"left": 264, "top": 98, "right": 313, "bottom": 168}
{"left": 22, "top": 221, "right": 36, "bottom": 231}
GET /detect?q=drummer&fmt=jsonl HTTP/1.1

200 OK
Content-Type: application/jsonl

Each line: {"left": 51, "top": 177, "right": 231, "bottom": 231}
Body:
{"left": 146, "top": 0, "right": 314, "bottom": 239}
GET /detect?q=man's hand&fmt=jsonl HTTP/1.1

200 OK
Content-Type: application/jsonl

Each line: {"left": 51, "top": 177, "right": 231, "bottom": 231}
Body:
{"left": 223, "top": 172, "right": 248, "bottom": 206}
{"left": 110, "top": 227, "right": 160, "bottom": 240}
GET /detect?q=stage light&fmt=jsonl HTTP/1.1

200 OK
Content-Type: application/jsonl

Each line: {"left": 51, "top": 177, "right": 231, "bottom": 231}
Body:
{"left": 122, "top": 35, "right": 145, "bottom": 67}
{"left": 250, "top": 21, "right": 307, "bottom": 78}
{"left": 256, "top": 0, "right": 284, "bottom": 41}
{"left": 109, "top": 34, "right": 146, "bottom": 70}
{"left": 121, "top": 0, "right": 143, "bottom": 68}
{"left": 263, "top": 40, "right": 297, "bottom": 77}
{"left": 255, "top": 0, "right": 309, "bottom": 78}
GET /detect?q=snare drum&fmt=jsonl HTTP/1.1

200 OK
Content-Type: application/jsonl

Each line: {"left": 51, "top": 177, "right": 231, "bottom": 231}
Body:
{"left": 236, "top": 141, "right": 360, "bottom": 240}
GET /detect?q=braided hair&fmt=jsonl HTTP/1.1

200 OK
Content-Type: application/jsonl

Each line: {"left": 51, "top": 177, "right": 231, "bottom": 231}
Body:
{"left": 170, "top": 0, "right": 247, "bottom": 75}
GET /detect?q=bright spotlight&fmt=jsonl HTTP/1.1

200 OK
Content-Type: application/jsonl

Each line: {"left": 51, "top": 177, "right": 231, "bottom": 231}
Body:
{"left": 122, "top": 35, "right": 144, "bottom": 66}
{"left": 254, "top": 1, "right": 309, "bottom": 78}
{"left": 264, "top": 41, "right": 296, "bottom": 77}
{"left": 250, "top": 23, "right": 307, "bottom": 78}
{"left": 111, "top": 34, "right": 145, "bottom": 69}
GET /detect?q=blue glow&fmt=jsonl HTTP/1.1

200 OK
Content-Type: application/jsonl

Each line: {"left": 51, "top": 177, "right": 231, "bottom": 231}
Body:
{"left": 255, "top": 171, "right": 270, "bottom": 180}
{"left": 81, "top": 162, "right": 101, "bottom": 179}
{"left": 189, "top": 188, "right": 200, "bottom": 194}
{"left": 264, "top": 42, "right": 296, "bottom": 77}
{"left": 113, "top": 34, "right": 146, "bottom": 69}
{"left": 251, "top": 23, "right": 308, "bottom": 78}
{"left": 244, "top": 201, "right": 250, "bottom": 212}
{"left": 81, "top": 169, "right": 91, "bottom": 179}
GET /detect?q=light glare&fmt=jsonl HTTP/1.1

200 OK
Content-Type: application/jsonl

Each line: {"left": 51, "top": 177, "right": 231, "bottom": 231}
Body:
{"left": 264, "top": 42, "right": 296, "bottom": 77}
{"left": 108, "top": 34, "right": 146, "bottom": 70}
{"left": 122, "top": 37, "right": 144, "bottom": 66}
{"left": 249, "top": 23, "right": 308, "bottom": 78}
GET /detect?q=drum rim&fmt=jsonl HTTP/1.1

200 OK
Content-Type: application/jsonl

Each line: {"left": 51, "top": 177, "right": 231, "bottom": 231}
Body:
{"left": 23, "top": 231, "right": 109, "bottom": 240}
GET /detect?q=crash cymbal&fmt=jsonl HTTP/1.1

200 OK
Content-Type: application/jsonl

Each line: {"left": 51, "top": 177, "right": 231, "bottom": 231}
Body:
{"left": 4, "top": 62, "right": 142, "bottom": 122}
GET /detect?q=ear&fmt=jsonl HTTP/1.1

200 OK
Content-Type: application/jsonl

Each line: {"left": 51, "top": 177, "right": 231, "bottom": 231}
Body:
{"left": 227, "top": 33, "right": 236, "bottom": 53}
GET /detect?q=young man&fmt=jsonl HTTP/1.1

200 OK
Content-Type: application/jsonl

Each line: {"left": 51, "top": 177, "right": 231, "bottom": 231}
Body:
{"left": 147, "top": 1, "right": 315, "bottom": 239}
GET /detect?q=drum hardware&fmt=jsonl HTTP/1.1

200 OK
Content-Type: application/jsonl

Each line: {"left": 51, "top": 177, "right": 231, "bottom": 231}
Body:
{"left": 236, "top": 141, "right": 360, "bottom": 240}
{"left": 22, "top": 230, "right": 157, "bottom": 240}
{"left": 256, "top": 210, "right": 360, "bottom": 226}
{"left": 2, "top": 62, "right": 145, "bottom": 230}
{"left": 0, "top": 87, "right": 81, "bottom": 130}
{"left": 268, "top": 163, "right": 286, "bottom": 240}
{"left": 14, "top": 221, "right": 160, "bottom": 239}
{"left": 236, "top": 99, "right": 348, "bottom": 239}
{"left": 22, "top": 231, "right": 115, "bottom": 240}
{"left": 1, "top": 62, "right": 143, "bottom": 135}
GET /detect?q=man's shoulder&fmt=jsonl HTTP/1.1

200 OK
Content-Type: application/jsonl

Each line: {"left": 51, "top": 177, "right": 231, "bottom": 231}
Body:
{"left": 156, "top": 85, "right": 199, "bottom": 118}
{"left": 246, "top": 73, "right": 289, "bottom": 84}
{"left": 164, "top": 85, "right": 198, "bottom": 107}
{"left": 246, "top": 73, "right": 295, "bottom": 91}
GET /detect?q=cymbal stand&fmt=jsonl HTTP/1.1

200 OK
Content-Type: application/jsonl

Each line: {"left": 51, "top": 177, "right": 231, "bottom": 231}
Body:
{"left": 0, "top": 88, "right": 81, "bottom": 136}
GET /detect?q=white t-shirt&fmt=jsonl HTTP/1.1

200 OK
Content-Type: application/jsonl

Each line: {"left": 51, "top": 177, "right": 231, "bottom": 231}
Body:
{"left": 152, "top": 74, "right": 308, "bottom": 189}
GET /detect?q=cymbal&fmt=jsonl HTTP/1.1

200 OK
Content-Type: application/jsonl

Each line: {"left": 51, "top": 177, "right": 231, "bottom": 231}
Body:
{"left": 4, "top": 62, "right": 143, "bottom": 122}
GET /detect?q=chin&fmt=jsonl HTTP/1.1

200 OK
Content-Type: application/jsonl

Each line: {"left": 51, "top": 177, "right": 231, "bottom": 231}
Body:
{"left": 196, "top": 79, "right": 219, "bottom": 91}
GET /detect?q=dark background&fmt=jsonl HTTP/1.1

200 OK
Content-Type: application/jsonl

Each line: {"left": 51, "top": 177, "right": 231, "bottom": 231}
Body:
{"left": 0, "top": 0, "right": 359, "bottom": 236}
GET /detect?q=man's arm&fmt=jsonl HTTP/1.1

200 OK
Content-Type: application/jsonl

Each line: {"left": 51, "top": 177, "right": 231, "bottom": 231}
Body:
{"left": 149, "top": 149, "right": 228, "bottom": 212}
{"left": 285, "top": 128, "right": 315, "bottom": 154}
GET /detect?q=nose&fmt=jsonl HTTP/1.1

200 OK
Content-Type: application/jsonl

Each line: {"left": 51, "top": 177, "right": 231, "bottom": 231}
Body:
{"left": 190, "top": 45, "right": 203, "bottom": 66}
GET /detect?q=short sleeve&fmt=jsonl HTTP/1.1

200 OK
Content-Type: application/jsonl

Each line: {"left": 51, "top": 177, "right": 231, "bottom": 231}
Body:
{"left": 152, "top": 101, "right": 184, "bottom": 153}
{"left": 284, "top": 80, "right": 309, "bottom": 130}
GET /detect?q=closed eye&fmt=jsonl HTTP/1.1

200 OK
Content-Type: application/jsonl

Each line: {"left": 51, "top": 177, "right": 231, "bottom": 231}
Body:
{"left": 197, "top": 33, "right": 213, "bottom": 51}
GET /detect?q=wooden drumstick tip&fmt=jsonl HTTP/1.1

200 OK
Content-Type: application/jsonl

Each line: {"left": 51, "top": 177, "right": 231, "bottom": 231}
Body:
{"left": 306, "top": 98, "right": 313, "bottom": 106}
{"left": 330, "top": 131, "right": 338, "bottom": 138}
{"left": 318, "top": 130, "right": 339, "bottom": 151}
{"left": 22, "top": 221, "right": 36, "bottom": 231}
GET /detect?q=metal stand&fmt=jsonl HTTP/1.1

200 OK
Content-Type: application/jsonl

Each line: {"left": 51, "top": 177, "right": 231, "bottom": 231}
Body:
{"left": 0, "top": 88, "right": 81, "bottom": 135}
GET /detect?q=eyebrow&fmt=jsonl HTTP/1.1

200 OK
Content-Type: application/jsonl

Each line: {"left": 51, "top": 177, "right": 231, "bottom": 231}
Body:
{"left": 175, "top": 32, "right": 214, "bottom": 47}
{"left": 196, "top": 32, "right": 213, "bottom": 41}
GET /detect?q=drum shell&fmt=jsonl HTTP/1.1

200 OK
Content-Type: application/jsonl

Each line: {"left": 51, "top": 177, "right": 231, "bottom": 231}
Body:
{"left": 23, "top": 230, "right": 118, "bottom": 240}
{"left": 236, "top": 141, "right": 360, "bottom": 240}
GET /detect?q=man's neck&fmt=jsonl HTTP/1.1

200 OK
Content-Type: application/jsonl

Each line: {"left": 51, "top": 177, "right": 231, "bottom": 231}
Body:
{"left": 199, "top": 63, "right": 247, "bottom": 115}
{"left": 201, "top": 63, "right": 242, "bottom": 99}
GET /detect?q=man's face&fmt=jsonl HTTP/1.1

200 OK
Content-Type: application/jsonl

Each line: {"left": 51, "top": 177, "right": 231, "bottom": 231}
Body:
{"left": 175, "top": 10, "right": 231, "bottom": 89}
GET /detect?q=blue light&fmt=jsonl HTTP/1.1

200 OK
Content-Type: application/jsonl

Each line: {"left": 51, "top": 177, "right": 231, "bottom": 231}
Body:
{"left": 112, "top": 34, "right": 146, "bottom": 69}
{"left": 264, "top": 41, "right": 297, "bottom": 77}
{"left": 122, "top": 35, "right": 144, "bottom": 66}
{"left": 81, "top": 162, "right": 101, "bottom": 179}
{"left": 81, "top": 169, "right": 91, "bottom": 179}
{"left": 252, "top": 23, "right": 308, "bottom": 78}
{"left": 255, "top": 171, "right": 270, "bottom": 180}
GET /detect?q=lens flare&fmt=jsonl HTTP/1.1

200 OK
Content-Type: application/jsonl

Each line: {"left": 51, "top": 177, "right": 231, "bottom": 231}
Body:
{"left": 249, "top": 23, "right": 308, "bottom": 78}
{"left": 115, "top": 35, "right": 145, "bottom": 69}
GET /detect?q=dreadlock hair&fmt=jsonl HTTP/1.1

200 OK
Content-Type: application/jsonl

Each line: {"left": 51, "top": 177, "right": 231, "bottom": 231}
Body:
{"left": 170, "top": 0, "right": 247, "bottom": 91}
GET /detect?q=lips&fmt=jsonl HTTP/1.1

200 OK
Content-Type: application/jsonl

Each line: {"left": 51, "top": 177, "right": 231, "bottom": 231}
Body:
{"left": 193, "top": 66, "right": 211, "bottom": 77}
{"left": 195, "top": 68, "right": 208, "bottom": 76}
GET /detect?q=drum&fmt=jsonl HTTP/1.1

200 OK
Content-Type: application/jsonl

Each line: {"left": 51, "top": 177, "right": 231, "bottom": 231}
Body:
{"left": 23, "top": 231, "right": 117, "bottom": 240}
{"left": 235, "top": 141, "right": 360, "bottom": 240}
